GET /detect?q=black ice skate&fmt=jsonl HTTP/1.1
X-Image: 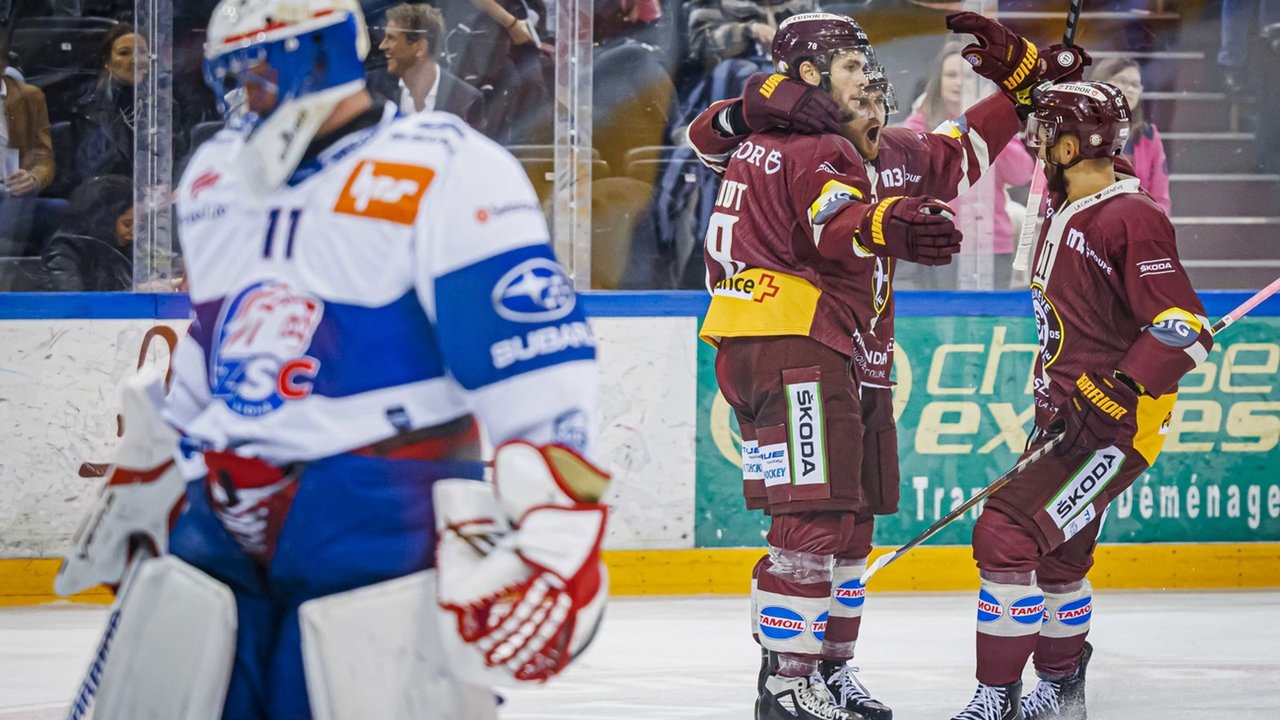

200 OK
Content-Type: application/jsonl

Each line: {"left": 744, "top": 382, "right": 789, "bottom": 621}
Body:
{"left": 819, "top": 660, "right": 893, "bottom": 719}
{"left": 1021, "top": 642, "right": 1092, "bottom": 720}
{"left": 951, "top": 680, "right": 1023, "bottom": 720}
{"left": 757, "top": 671, "right": 857, "bottom": 720}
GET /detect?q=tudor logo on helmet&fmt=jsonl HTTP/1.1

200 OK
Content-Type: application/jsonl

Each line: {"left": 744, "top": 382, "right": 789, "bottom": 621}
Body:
{"left": 1026, "top": 80, "right": 1132, "bottom": 160}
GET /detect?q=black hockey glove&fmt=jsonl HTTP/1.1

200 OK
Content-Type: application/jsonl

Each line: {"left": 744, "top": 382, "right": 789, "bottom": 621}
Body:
{"left": 854, "top": 196, "right": 962, "bottom": 266}
{"left": 1054, "top": 370, "right": 1140, "bottom": 456}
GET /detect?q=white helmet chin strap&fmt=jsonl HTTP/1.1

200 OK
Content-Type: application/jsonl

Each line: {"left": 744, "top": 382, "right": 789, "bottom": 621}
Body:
{"left": 239, "top": 78, "right": 366, "bottom": 195}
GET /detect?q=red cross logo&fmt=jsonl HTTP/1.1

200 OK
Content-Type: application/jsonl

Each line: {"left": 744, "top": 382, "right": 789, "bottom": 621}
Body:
{"left": 755, "top": 274, "right": 780, "bottom": 303}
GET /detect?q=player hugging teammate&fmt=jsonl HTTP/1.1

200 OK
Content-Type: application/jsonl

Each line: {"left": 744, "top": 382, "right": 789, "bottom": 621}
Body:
{"left": 690, "top": 7, "right": 1206, "bottom": 720}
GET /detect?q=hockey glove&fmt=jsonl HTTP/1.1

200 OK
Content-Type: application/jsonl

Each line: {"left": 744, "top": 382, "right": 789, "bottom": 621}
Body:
{"left": 435, "top": 441, "right": 610, "bottom": 684}
{"left": 1054, "top": 370, "right": 1140, "bottom": 456}
{"left": 56, "top": 365, "right": 186, "bottom": 596}
{"left": 947, "top": 13, "right": 1040, "bottom": 98}
{"left": 854, "top": 196, "right": 962, "bottom": 266}
{"left": 1037, "top": 43, "right": 1092, "bottom": 85}
{"left": 741, "top": 72, "right": 846, "bottom": 135}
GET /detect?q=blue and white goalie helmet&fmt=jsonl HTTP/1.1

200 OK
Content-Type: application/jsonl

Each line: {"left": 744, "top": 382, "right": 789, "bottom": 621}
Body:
{"left": 204, "top": 0, "right": 370, "bottom": 191}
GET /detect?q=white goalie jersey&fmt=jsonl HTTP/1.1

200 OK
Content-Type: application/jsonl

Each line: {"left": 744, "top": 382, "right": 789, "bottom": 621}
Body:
{"left": 167, "top": 105, "right": 598, "bottom": 465}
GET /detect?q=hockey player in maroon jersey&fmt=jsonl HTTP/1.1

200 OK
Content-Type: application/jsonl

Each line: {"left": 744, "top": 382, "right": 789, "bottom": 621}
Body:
{"left": 688, "top": 12, "right": 1087, "bottom": 720}
{"left": 945, "top": 82, "right": 1214, "bottom": 720}
{"left": 694, "top": 12, "right": 967, "bottom": 720}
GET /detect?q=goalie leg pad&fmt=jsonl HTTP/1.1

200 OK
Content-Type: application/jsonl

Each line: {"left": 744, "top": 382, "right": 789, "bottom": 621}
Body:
{"left": 301, "top": 570, "right": 498, "bottom": 720}
{"left": 93, "top": 556, "right": 237, "bottom": 720}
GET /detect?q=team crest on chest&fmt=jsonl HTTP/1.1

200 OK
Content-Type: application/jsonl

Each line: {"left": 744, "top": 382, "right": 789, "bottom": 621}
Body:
{"left": 211, "top": 281, "right": 325, "bottom": 416}
{"left": 1031, "top": 282, "right": 1064, "bottom": 368}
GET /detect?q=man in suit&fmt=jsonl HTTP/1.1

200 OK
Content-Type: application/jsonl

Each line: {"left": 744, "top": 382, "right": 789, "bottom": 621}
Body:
{"left": 371, "top": 3, "right": 485, "bottom": 128}
{"left": 0, "top": 42, "right": 65, "bottom": 258}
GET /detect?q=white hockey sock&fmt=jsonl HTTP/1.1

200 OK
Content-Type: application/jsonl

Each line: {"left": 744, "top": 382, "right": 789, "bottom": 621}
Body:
{"left": 821, "top": 557, "right": 867, "bottom": 659}
{"left": 977, "top": 580, "right": 1045, "bottom": 638}
{"left": 1040, "top": 580, "right": 1092, "bottom": 640}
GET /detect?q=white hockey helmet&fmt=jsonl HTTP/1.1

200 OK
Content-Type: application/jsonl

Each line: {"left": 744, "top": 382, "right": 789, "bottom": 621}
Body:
{"left": 204, "top": 0, "right": 370, "bottom": 191}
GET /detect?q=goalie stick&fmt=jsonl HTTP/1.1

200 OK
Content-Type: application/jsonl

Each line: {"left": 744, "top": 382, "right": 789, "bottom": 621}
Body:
{"left": 860, "top": 277, "right": 1280, "bottom": 585}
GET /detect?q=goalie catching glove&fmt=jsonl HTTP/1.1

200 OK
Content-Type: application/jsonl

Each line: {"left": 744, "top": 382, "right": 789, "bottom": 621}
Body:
{"left": 435, "top": 441, "right": 610, "bottom": 685}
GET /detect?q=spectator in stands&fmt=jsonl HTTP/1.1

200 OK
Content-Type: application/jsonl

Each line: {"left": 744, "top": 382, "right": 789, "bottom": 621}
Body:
{"left": 450, "top": 0, "right": 554, "bottom": 144}
{"left": 1217, "top": 0, "right": 1280, "bottom": 96}
{"left": 369, "top": 3, "right": 484, "bottom": 126}
{"left": 1090, "top": 56, "right": 1171, "bottom": 213}
{"left": 73, "top": 23, "right": 147, "bottom": 183}
{"left": 0, "top": 36, "right": 66, "bottom": 258}
{"left": 687, "top": 0, "right": 816, "bottom": 74}
{"left": 41, "top": 174, "right": 133, "bottom": 291}
{"left": 901, "top": 41, "right": 1034, "bottom": 289}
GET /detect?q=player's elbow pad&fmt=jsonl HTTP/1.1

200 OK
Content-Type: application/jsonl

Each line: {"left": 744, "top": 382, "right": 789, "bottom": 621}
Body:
{"left": 1116, "top": 310, "right": 1214, "bottom": 397}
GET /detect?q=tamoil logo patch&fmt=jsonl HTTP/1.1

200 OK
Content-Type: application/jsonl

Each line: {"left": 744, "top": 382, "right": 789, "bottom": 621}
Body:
{"left": 834, "top": 579, "right": 865, "bottom": 609}
{"left": 334, "top": 160, "right": 435, "bottom": 225}
{"left": 977, "top": 589, "right": 1003, "bottom": 622}
{"left": 1056, "top": 597, "right": 1093, "bottom": 626}
{"left": 759, "top": 606, "right": 807, "bottom": 640}
{"left": 1009, "top": 595, "right": 1046, "bottom": 625}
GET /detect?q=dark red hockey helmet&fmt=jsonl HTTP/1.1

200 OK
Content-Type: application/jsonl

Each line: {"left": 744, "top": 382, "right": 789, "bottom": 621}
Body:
{"left": 771, "top": 12, "right": 877, "bottom": 79}
{"left": 1026, "top": 81, "right": 1132, "bottom": 159}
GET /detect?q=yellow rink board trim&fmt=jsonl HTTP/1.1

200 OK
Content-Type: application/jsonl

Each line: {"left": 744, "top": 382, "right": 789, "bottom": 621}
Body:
{"left": 3, "top": 544, "right": 1278, "bottom": 605}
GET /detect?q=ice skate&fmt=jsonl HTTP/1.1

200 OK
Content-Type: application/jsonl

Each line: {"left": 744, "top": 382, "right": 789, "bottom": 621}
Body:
{"left": 757, "top": 671, "right": 857, "bottom": 720}
{"left": 1021, "top": 642, "right": 1092, "bottom": 720}
{"left": 819, "top": 660, "right": 892, "bottom": 719}
{"left": 951, "top": 680, "right": 1023, "bottom": 720}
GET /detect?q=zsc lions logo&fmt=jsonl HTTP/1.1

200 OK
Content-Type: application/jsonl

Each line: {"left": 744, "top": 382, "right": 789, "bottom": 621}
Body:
{"left": 492, "top": 258, "right": 576, "bottom": 323}
{"left": 211, "top": 281, "right": 324, "bottom": 417}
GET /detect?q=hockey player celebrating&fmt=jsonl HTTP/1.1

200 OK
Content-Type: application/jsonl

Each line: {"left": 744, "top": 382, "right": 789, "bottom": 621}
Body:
{"left": 687, "top": 12, "right": 1086, "bottom": 720}
{"left": 54, "top": 1, "right": 609, "bottom": 718}
{"left": 947, "top": 82, "right": 1213, "bottom": 720}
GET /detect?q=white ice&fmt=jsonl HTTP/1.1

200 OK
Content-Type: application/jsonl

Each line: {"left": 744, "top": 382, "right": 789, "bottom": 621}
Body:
{"left": 2, "top": 592, "right": 1278, "bottom": 719}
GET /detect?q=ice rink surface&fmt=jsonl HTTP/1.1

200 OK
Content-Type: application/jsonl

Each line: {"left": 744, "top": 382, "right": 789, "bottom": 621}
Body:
{"left": 2, "top": 591, "right": 1278, "bottom": 719}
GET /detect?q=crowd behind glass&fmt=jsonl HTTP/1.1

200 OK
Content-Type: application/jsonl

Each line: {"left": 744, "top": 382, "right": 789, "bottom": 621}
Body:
{"left": 0, "top": 0, "right": 1276, "bottom": 292}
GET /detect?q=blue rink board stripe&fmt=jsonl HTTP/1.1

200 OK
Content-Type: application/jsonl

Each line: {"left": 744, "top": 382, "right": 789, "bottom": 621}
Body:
{"left": 0, "top": 290, "right": 1275, "bottom": 320}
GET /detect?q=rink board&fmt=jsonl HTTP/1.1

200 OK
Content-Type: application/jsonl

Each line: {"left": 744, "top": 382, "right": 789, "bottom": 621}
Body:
{"left": 0, "top": 291, "right": 1277, "bottom": 603}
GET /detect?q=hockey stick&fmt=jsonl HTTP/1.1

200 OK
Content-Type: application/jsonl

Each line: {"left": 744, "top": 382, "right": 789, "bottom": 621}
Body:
{"left": 1211, "top": 275, "right": 1280, "bottom": 335}
{"left": 860, "top": 279, "right": 1280, "bottom": 585}
{"left": 1013, "top": 0, "right": 1085, "bottom": 273}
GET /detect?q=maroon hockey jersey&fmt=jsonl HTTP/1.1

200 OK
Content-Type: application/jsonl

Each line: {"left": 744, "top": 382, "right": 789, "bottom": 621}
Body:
{"left": 691, "top": 94, "right": 1023, "bottom": 384}
{"left": 1028, "top": 176, "right": 1212, "bottom": 463}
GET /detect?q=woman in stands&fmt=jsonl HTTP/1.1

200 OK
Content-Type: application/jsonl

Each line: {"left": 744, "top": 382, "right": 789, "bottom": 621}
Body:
{"left": 41, "top": 174, "right": 134, "bottom": 291}
{"left": 1090, "top": 55, "right": 1171, "bottom": 213}
{"left": 72, "top": 23, "right": 148, "bottom": 184}
{"left": 900, "top": 40, "right": 1035, "bottom": 290}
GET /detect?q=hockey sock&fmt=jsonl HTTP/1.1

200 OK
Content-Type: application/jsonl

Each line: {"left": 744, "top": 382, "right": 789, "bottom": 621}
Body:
{"left": 975, "top": 578, "right": 1045, "bottom": 685}
{"left": 1034, "top": 580, "right": 1093, "bottom": 678}
{"left": 821, "top": 557, "right": 867, "bottom": 661}
{"left": 755, "top": 547, "right": 831, "bottom": 675}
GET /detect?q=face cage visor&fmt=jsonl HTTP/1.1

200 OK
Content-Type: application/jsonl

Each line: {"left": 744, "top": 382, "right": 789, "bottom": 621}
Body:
{"left": 203, "top": 13, "right": 365, "bottom": 127}
{"left": 1025, "top": 114, "right": 1061, "bottom": 151}
{"left": 864, "top": 64, "right": 898, "bottom": 117}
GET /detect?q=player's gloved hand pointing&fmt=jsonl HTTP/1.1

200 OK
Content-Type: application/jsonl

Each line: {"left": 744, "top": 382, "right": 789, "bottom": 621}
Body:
{"left": 435, "top": 442, "right": 610, "bottom": 684}
{"left": 740, "top": 72, "right": 846, "bottom": 135}
{"left": 855, "top": 196, "right": 962, "bottom": 266}
{"left": 947, "top": 12, "right": 1040, "bottom": 95}
{"left": 1054, "top": 370, "right": 1140, "bottom": 455}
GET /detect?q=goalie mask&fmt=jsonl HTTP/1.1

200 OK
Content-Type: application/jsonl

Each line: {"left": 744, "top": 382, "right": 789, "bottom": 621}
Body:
{"left": 204, "top": 0, "right": 370, "bottom": 192}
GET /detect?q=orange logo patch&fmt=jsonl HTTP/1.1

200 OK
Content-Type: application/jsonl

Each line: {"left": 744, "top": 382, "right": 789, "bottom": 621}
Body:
{"left": 334, "top": 160, "right": 435, "bottom": 225}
